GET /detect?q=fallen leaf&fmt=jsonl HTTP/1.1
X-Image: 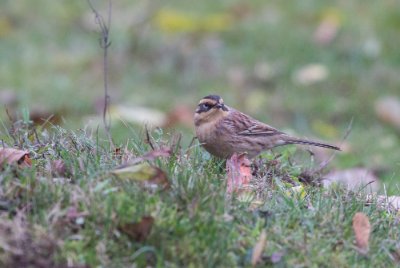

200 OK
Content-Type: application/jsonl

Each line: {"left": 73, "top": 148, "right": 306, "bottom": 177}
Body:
{"left": 162, "top": 105, "right": 193, "bottom": 128}
{"left": 111, "top": 162, "right": 169, "bottom": 190}
{"left": 110, "top": 105, "right": 167, "bottom": 127}
{"left": 293, "top": 64, "right": 328, "bottom": 86}
{"left": 313, "top": 9, "right": 342, "bottom": 45}
{"left": 323, "top": 168, "right": 380, "bottom": 193}
{"left": 30, "top": 107, "right": 62, "bottom": 126}
{"left": 0, "top": 148, "right": 31, "bottom": 167}
{"left": 118, "top": 216, "right": 154, "bottom": 242}
{"left": 251, "top": 229, "right": 267, "bottom": 266}
{"left": 226, "top": 153, "right": 252, "bottom": 194}
{"left": 352, "top": 212, "right": 371, "bottom": 255}
{"left": 375, "top": 96, "right": 400, "bottom": 131}
{"left": 285, "top": 185, "right": 307, "bottom": 199}
{"left": 154, "top": 8, "right": 232, "bottom": 33}
{"left": 386, "top": 196, "right": 400, "bottom": 211}
{"left": 367, "top": 195, "right": 400, "bottom": 212}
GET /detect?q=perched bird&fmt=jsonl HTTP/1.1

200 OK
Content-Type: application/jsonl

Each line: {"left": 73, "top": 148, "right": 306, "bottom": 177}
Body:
{"left": 194, "top": 95, "right": 340, "bottom": 159}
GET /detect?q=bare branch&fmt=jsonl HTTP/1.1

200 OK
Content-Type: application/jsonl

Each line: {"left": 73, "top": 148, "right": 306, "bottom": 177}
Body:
{"left": 87, "top": 0, "right": 112, "bottom": 138}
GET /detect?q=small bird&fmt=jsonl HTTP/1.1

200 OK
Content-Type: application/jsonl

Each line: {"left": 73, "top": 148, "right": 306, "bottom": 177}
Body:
{"left": 194, "top": 95, "right": 340, "bottom": 159}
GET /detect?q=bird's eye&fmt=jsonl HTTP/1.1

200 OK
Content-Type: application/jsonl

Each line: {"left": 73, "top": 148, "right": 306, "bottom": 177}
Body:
{"left": 200, "top": 103, "right": 212, "bottom": 111}
{"left": 196, "top": 102, "right": 215, "bottom": 113}
{"left": 202, "top": 103, "right": 211, "bottom": 109}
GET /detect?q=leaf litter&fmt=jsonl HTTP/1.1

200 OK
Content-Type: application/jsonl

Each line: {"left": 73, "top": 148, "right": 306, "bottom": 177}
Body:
{"left": 0, "top": 148, "right": 31, "bottom": 167}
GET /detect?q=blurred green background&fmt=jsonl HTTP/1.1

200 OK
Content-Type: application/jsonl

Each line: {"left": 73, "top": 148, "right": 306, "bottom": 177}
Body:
{"left": 1, "top": 0, "right": 399, "bottom": 188}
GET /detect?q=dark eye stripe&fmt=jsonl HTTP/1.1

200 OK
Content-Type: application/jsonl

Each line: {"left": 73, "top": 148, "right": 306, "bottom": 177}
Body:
{"left": 196, "top": 103, "right": 214, "bottom": 113}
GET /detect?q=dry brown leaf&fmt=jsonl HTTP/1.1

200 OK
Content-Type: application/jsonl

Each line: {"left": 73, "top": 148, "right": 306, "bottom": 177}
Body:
{"left": 313, "top": 13, "right": 341, "bottom": 45}
{"left": 118, "top": 216, "right": 154, "bottom": 242}
{"left": 162, "top": 105, "right": 193, "bottom": 128}
{"left": 375, "top": 96, "right": 400, "bottom": 131}
{"left": 323, "top": 168, "right": 380, "bottom": 193}
{"left": 251, "top": 229, "right": 267, "bottom": 266}
{"left": 366, "top": 194, "right": 400, "bottom": 212}
{"left": 110, "top": 105, "right": 166, "bottom": 126}
{"left": 30, "top": 107, "right": 62, "bottom": 126}
{"left": 226, "top": 153, "right": 252, "bottom": 194}
{"left": 293, "top": 64, "right": 328, "bottom": 86}
{"left": 352, "top": 212, "right": 371, "bottom": 255}
{"left": 0, "top": 148, "right": 31, "bottom": 167}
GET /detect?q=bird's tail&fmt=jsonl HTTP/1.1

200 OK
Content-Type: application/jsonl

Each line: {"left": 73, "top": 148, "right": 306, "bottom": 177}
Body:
{"left": 285, "top": 138, "right": 340, "bottom": 151}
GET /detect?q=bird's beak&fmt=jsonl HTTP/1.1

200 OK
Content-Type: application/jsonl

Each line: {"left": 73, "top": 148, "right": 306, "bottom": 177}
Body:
{"left": 215, "top": 103, "right": 228, "bottom": 111}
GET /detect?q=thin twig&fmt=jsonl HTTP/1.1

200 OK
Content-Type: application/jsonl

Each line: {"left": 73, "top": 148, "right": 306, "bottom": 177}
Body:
{"left": 188, "top": 136, "right": 197, "bottom": 149}
{"left": 144, "top": 125, "right": 155, "bottom": 150}
{"left": 316, "top": 117, "right": 354, "bottom": 172}
{"left": 32, "top": 127, "right": 42, "bottom": 145}
{"left": 87, "top": 0, "right": 112, "bottom": 138}
{"left": 5, "top": 107, "right": 14, "bottom": 123}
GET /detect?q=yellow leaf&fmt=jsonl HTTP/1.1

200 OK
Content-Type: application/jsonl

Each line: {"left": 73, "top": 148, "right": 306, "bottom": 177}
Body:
{"left": 285, "top": 185, "right": 307, "bottom": 199}
{"left": 111, "top": 163, "right": 169, "bottom": 189}
{"left": 154, "top": 9, "right": 232, "bottom": 33}
{"left": 313, "top": 8, "right": 343, "bottom": 45}
{"left": 154, "top": 9, "right": 197, "bottom": 33}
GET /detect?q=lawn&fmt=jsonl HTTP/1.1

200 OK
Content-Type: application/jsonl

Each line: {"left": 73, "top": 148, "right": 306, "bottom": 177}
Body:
{"left": 0, "top": 0, "right": 400, "bottom": 266}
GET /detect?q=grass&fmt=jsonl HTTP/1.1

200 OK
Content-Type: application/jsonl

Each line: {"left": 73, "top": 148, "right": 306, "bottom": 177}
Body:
{"left": 1, "top": 0, "right": 400, "bottom": 181}
{"left": 0, "top": 121, "right": 399, "bottom": 267}
{"left": 1, "top": 0, "right": 400, "bottom": 266}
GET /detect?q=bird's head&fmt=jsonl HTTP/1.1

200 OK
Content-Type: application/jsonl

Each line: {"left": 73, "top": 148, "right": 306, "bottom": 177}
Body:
{"left": 194, "top": 95, "right": 229, "bottom": 126}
